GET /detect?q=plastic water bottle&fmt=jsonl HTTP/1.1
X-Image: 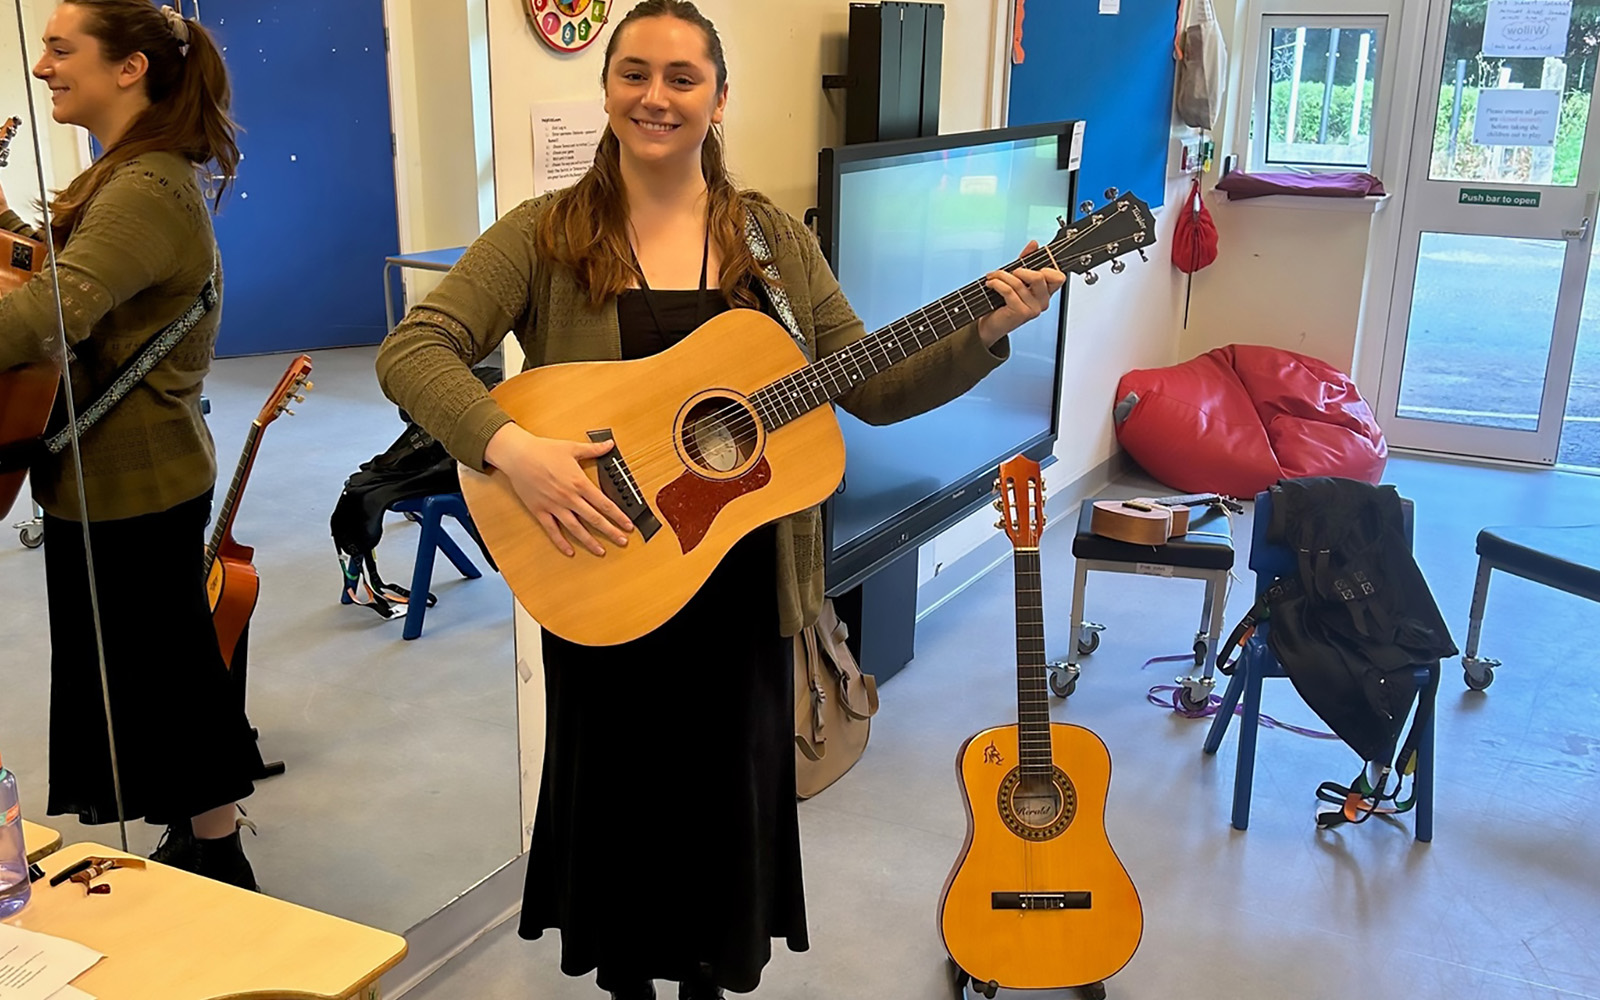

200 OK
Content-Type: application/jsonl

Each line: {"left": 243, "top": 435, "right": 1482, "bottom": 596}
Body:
{"left": 0, "top": 751, "right": 31, "bottom": 918}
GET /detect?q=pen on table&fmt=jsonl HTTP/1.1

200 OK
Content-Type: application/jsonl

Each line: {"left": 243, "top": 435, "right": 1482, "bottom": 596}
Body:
{"left": 48, "top": 857, "right": 95, "bottom": 887}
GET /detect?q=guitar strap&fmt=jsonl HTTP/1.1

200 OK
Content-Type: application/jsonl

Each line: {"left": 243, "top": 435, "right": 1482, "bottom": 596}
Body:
{"left": 743, "top": 208, "right": 812, "bottom": 361}
{"left": 41, "top": 273, "right": 219, "bottom": 456}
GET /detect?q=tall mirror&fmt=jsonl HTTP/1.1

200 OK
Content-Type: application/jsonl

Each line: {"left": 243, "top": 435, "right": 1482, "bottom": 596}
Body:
{"left": 1, "top": 0, "right": 520, "bottom": 940}
{"left": 0, "top": 0, "right": 123, "bottom": 877}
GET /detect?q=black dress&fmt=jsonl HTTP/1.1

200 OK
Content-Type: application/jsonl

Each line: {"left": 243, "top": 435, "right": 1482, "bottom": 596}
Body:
{"left": 518, "top": 284, "right": 810, "bottom": 994}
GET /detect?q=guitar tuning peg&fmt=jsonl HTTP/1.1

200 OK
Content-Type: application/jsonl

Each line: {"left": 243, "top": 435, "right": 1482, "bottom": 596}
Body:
{"left": 1056, "top": 215, "right": 1067, "bottom": 229}
{"left": 283, "top": 407, "right": 296, "bottom": 416}
{"left": 304, "top": 380, "right": 314, "bottom": 391}
{"left": 1110, "top": 259, "right": 1126, "bottom": 275}
{"left": 1083, "top": 271, "right": 1099, "bottom": 286}
{"left": 1138, "top": 249, "right": 1149, "bottom": 263}
{"left": 994, "top": 519, "right": 1005, "bottom": 530}
{"left": 1079, "top": 200, "right": 1094, "bottom": 215}
{"left": 293, "top": 393, "right": 307, "bottom": 403}
{"left": 1104, "top": 187, "right": 1119, "bottom": 201}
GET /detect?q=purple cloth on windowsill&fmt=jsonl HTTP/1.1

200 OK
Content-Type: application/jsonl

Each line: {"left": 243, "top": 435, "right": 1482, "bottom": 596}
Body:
{"left": 1214, "top": 170, "right": 1387, "bottom": 200}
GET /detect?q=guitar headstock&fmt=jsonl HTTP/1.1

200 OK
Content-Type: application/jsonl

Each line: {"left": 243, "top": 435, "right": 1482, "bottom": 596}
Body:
{"left": 0, "top": 116, "right": 21, "bottom": 168}
{"left": 258, "top": 353, "right": 314, "bottom": 425}
{"left": 993, "top": 454, "right": 1045, "bottom": 549}
{"left": 1042, "top": 187, "right": 1157, "bottom": 286}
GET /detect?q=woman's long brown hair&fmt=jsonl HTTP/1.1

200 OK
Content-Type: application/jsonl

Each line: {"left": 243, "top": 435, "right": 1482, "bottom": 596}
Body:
{"left": 47, "top": 0, "right": 239, "bottom": 245}
{"left": 535, "top": 0, "right": 764, "bottom": 310}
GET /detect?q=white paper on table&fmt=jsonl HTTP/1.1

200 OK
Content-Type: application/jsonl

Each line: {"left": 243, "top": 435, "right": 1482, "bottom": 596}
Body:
{"left": 1484, "top": 0, "right": 1572, "bottom": 58}
{"left": 531, "top": 99, "right": 609, "bottom": 196}
{"left": 0, "top": 923, "right": 102, "bottom": 1000}
{"left": 1473, "top": 87, "right": 1562, "bottom": 147}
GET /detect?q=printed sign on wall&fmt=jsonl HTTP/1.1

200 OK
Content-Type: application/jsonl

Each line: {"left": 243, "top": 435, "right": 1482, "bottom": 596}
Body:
{"left": 1474, "top": 87, "right": 1561, "bottom": 147}
{"left": 1483, "top": 0, "right": 1572, "bottom": 59}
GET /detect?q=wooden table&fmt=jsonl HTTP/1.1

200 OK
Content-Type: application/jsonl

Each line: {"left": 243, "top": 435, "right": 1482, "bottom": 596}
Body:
{"left": 22, "top": 819, "right": 62, "bottom": 863}
{"left": 4, "top": 843, "right": 408, "bottom": 999}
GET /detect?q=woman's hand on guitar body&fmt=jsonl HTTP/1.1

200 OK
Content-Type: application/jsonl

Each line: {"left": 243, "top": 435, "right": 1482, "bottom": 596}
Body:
{"left": 484, "top": 423, "right": 634, "bottom": 558}
{"left": 976, "top": 240, "right": 1067, "bottom": 347}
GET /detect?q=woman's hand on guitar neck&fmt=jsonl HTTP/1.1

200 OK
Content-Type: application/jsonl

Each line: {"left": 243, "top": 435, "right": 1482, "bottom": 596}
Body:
{"left": 976, "top": 240, "right": 1067, "bottom": 347}
{"left": 484, "top": 423, "right": 634, "bottom": 558}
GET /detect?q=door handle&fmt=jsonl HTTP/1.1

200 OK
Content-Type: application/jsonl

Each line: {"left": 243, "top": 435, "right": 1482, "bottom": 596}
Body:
{"left": 1563, "top": 216, "right": 1590, "bottom": 241}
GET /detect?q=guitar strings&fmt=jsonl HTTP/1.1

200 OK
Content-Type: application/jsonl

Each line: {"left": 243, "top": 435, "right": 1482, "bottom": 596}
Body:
{"left": 579, "top": 211, "right": 1134, "bottom": 481}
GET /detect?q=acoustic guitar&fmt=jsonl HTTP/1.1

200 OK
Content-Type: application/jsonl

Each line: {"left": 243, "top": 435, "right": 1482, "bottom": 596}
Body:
{"left": 460, "top": 190, "right": 1156, "bottom": 645}
{"left": 0, "top": 114, "right": 55, "bottom": 515}
{"left": 939, "top": 454, "right": 1143, "bottom": 998}
{"left": 205, "top": 354, "right": 313, "bottom": 666}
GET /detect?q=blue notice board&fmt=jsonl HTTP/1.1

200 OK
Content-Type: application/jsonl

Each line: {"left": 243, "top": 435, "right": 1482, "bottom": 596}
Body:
{"left": 1007, "top": 1, "right": 1177, "bottom": 211}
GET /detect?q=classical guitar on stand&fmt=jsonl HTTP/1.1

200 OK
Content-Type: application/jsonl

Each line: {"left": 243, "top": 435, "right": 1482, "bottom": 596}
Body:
{"left": 204, "top": 355, "right": 312, "bottom": 782}
{"left": 462, "top": 190, "right": 1157, "bottom": 646}
{"left": 0, "top": 114, "right": 55, "bottom": 516}
{"left": 939, "top": 454, "right": 1143, "bottom": 1000}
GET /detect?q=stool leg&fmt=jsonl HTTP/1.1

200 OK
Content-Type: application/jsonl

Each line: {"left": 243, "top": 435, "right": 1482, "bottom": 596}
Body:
{"left": 1203, "top": 572, "right": 1229, "bottom": 684}
{"left": 1069, "top": 560, "right": 1088, "bottom": 666}
{"left": 435, "top": 519, "right": 483, "bottom": 580}
{"left": 1415, "top": 669, "right": 1438, "bottom": 843}
{"left": 404, "top": 511, "right": 443, "bottom": 641}
{"left": 1231, "top": 645, "right": 1266, "bottom": 831}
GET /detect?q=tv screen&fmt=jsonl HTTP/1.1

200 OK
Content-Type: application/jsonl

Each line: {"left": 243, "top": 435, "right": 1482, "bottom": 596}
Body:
{"left": 818, "top": 123, "right": 1078, "bottom": 594}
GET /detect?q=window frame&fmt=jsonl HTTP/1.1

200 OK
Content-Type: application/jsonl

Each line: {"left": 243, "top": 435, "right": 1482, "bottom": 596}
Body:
{"left": 1245, "top": 10, "right": 1393, "bottom": 175}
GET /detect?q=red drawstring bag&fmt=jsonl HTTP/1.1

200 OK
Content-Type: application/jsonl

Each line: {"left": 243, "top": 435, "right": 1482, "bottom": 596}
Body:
{"left": 1172, "top": 178, "right": 1218, "bottom": 273}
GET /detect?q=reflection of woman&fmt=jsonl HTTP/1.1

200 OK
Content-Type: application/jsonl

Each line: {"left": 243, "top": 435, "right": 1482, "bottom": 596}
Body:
{"left": 0, "top": 0, "right": 259, "bottom": 890}
{"left": 378, "top": 1, "right": 1062, "bottom": 997}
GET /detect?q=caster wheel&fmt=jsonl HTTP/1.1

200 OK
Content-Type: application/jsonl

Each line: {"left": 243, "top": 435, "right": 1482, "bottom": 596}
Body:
{"left": 1177, "top": 685, "right": 1210, "bottom": 713}
{"left": 1050, "top": 667, "right": 1079, "bottom": 699}
{"left": 1078, "top": 983, "right": 1107, "bottom": 1000}
{"left": 19, "top": 523, "right": 43, "bottom": 549}
{"left": 1464, "top": 665, "right": 1495, "bottom": 691}
{"left": 1192, "top": 638, "right": 1208, "bottom": 666}
{"left": 1077, "top": 630, "right": 1101, "bottom": 656}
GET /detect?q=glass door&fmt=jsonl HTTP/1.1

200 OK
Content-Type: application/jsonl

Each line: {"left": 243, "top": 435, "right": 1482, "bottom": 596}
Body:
{"left": 1377, "top": 0, "right": 1600, "bottom": 464}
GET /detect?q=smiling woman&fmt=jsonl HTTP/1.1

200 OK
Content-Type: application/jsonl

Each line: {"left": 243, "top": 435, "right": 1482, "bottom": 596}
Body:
{"left": 374, "top": 1, "right": 1064, "bottom": 997}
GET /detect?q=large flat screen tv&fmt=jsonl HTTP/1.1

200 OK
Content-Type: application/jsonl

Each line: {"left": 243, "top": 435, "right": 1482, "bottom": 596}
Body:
{"left": 817, "top": 122, "right": 1079, "bottom": 595}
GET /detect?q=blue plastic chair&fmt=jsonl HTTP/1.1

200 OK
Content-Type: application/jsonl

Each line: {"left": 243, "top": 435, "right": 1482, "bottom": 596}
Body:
{"left": 341, "top": 493, "right": 488, "bottom": 640}
{"left": 1201, "top": 489, "right": 1436, "bottom": 840}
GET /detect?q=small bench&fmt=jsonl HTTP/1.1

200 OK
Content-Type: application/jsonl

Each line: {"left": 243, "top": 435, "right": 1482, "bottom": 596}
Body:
{"left": 1052, "top": 498, "right": 1235, "bottom": 702}
{"left": 1463, "top": 523, "right": 1600, "bottom": 690}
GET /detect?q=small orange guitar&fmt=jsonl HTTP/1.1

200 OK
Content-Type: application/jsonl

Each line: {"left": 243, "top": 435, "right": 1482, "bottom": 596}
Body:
{"left": 940, "top": 454, "right": 1143, "bottom": 998}
{"left": 205, "top": 354, "right": 313, "bottom": 666}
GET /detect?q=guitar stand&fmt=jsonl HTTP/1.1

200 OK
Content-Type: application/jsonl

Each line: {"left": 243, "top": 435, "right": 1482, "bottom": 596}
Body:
{"left": 230, "top": 625, "right": 286, "bottom": 780}
{"left": 948, "top": 959, "right": 1107, "bottom": 999}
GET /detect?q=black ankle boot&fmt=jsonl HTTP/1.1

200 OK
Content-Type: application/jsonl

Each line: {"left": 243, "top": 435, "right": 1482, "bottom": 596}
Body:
{"left": 193, "top": 830, "right": 258, "bottom": 892}
{"left": 678, "top": 965, "right": 725, "bottom": 1000}
{"left": 150, "top": 818, "right": 199, "bottom": 870}
{"left": 606, "top": 983, "right": 655, "bottom": 1000}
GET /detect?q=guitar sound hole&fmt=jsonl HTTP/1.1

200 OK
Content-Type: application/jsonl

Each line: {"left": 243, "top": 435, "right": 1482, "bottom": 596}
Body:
{"left": 682, "top": 396, "right": 756, "bottom": 474}
{"left": 1011, "top": 775, "right": 1062, "bottom": 829}
{"left": 997, "top": 767, "right": 1077, "bottom": 842}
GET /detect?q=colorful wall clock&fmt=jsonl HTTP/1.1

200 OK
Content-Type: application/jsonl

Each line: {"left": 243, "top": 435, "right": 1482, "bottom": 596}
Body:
{"left": 528, "top": 0, "right": 610, "bottom": 53}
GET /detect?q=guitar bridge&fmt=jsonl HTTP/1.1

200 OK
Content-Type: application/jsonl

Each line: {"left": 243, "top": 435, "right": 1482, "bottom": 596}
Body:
{"left": 991, "top": 892, "right": 1091, "bottom": 911}
{"left": 589, "top": 429, "right": 661, "bottom": 542}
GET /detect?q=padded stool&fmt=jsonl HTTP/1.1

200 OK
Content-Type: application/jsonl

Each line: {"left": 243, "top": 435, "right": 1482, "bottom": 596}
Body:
{"left": 1052, "top": 498, "right": 1235, "bottom": 700}
{"left": 1463, "top": 523, "right": 1600, "bottom": 690}
{"left": 338, "top": 493, "right": 489, "bottom": 640}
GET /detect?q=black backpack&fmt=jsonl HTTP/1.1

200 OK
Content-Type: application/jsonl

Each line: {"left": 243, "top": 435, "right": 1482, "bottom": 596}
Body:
{"left": 1221, "top": 477, "right": 1457, "bottom": 828}
{"left": 331, "top": 365, "right": 499, "bottom": 619}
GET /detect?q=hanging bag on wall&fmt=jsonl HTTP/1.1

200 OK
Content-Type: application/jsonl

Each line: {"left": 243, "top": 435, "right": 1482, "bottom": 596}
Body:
{"left": 1172, "top": 178, "right": 1218, "bottom": 274}
{"left": 1174, "top": 0, "right": 1228, "bottom": 131}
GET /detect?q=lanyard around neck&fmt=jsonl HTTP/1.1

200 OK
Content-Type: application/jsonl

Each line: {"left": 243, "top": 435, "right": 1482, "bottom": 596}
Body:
{"left": 630, "top": 224, "right": 712, "bottom": 339}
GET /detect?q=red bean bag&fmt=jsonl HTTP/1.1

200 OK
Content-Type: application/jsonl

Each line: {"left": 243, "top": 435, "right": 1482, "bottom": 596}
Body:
{"left": 1112, "top": 345, "right": 1386, "bottom": 498}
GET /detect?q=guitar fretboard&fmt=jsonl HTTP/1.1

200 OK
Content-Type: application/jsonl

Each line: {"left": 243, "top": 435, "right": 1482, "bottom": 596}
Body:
{"left": 1013, "top": 547, "right": 1053, "bottom": 776}
{"left": 204, "top": 421, "right": 262, "bottom": 573}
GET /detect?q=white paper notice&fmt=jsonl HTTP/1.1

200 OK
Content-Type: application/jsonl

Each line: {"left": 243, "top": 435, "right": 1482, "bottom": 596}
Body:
{"left": 1099, "top": 0, "right": 1120, "bottom": 12}
{"left": 0, "top": 923, "right": 102, "bottom": 1000}
{"left": 1483, "top": 0, "right": 1572, "bottom": 58}
{"left": 1068, "top": 121, "right": 1086, "bottom": 172}
{"left": 532, "top": 100, "right": 608, "bottom": 196}
{"left": 1474, "top": 87, "right": 1562, "bottom": 147}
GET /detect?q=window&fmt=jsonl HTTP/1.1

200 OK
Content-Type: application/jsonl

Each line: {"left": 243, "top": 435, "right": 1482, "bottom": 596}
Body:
{"left": 1251, "top": 15, "right": 1387, "bottom": 172}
